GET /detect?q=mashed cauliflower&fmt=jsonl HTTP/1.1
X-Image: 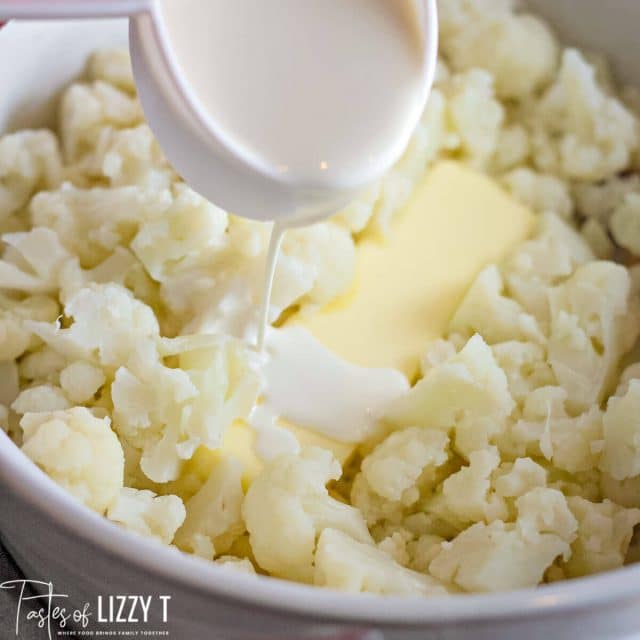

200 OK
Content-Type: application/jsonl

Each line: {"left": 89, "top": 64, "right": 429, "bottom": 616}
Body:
{"left": 2, "top": 0, "right": 640, "bottom": 596}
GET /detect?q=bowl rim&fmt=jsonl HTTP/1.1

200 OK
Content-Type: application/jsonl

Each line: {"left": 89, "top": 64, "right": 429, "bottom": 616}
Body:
{"left": 2, "top": 430, "right": 640, "bottom": 626}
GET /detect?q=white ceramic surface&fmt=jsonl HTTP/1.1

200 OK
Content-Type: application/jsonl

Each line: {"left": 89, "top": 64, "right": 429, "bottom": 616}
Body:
{"left": 1, "top": 5, "right": 640, "bottom": 639}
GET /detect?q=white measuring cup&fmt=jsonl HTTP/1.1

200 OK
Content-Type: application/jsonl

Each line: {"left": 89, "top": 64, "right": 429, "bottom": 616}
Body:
{"left": 0, "top": 0, "right": 438, "bottom": 223}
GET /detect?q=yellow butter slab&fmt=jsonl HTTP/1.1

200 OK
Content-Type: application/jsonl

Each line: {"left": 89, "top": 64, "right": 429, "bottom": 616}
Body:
{"left": 296, "top": 161, "right": 535, "bottom": 379}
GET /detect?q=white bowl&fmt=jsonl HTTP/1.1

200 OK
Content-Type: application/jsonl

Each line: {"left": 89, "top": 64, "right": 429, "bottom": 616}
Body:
{"left": 1, "top": 5, "right": 640, "bottom": 639}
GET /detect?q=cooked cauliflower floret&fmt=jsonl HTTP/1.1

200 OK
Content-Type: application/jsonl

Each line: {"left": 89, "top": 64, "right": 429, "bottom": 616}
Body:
{"left": 174, "top": 457, "right": 245, "bottom": 559}
{"left": 512, "top": 387, "right": 603, "bottom": 473}
{"left": 443, "top": 70, "right": 504, "bottom": 168}
{"left": 377, "top": 529, "right": 413, "bottom": 566}
{"left": 439, "top": 0, "right": 558, "bottom": 99}
{"left": 405, "top": 533, "right": 447, "bottom": 572}
{"left": 504, "top": 213, "right": 594, "bottom": 323}
{"left": 421, "top": 338, "right": 458, "bottom": 376}
{"left": 547, "top": 262, "right": 637, "bottom": 413}
{"left": 280, "top": 222, "right": 356, "bottom": 307}
{"left": 516, "top": 387, "right": 593, "bottom": 462}
{"left": 0, "top": 228, "right": 71, "bottom": 294}
{"left": 113, "top": 336, "right": 259, "bottom": 482}
{"left": 450, "top": 265, "right": 543, "bottom": 345}
{"left": 30, "top": 183, "right": 171, "bottom": 268}
{"left": 563, "top": 497, "right": 640, "bottom": 577}
{"left": 610, "top": 193, "right": 640, "bottom": 256}
{"left": 387, "top": 335, "right": 514, "bottom": 458}
{"left": 431, "top": 447, "right": 506, "bottom": 526}
{"left": 0, "top": 295, "right": 59, "bottom": 361}
{"left": 132, "top": 184, "right": 228, "bottom": 281}
{"left": 111, "top": 347, "right": 188, "bottom": 450}
{"left": 59, "top": 361, "right": 106, "bottom": 404}
{"left": 491, "top": 341, "right": 555, "bottom": 405}
{"left": 0, "top": 309, "right": 31, "bottom": 362}
{"left": 164, "top": 216, "right": 357, "bottom": 337}
{"left": 88, "top": 49, "right": 135, "bottom": 94}
{"left": 74, "top": 124, "right": 175, "bottom": 190}
{"left": 243, "top": 448, "right": 372, "bottom": 582}
{"left": 314, "top": 528, "right": 448, "bottom": 596}
{"left": 494, "top": 457, "right": 547, "bottom": 499}
{"left": 429, "top": 517, "right": 570, "bottom": 593}
{"left": 0, "top": 131, "right": 62, "bottom": 218}
{"left": 515, "top": 487, "right": 578, "bottom": 544}
{"left": 56, "top": 247, "right": 150, "bottom": 307}
{"left": 502, "top": 169, "right": 573, "bottom": 220}
{"left": 599, "top": 380, "right": 640, "bottom": 481}
{"left": 27, "top": 284, "right": 160, "bottom": 369}
{"left": 19, "top": 346, "right": 67, "bottom": 384}
{"left": 548, "top": 407, "right": 604, "bottom": 474}
{"left": 20, "top": 407, "right": 123, "bottom": 513}
{"left": 59, "top": 81, "right": 143, "bottom": 163}
{"left": 107, "top": 487, "right": 185, "bottom": 544}
{"left": 492, "top": 125, "right": 531, "bottom": 173}
{"left": 11, "top": 385, "right": 70, "bottom": 414}
{"left": 438, "top": 0, "right": 516, "bottom": 38}
{"left": 350, "top": 471, "right": 407, "bottom": 529}
{"left": 361, "top": 428, "right": 449, "bottom": 502}
{"left": 532, "top": 49, "right": 638, "bottom": 181}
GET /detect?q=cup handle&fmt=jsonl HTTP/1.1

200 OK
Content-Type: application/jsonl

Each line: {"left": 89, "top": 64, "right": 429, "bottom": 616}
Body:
{"left": 0, "top": 0, "right": 150, "bottom": 20}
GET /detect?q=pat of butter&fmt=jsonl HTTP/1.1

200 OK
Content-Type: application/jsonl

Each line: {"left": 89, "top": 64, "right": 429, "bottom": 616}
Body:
{"left": 297, "top": 161, "right": 535, "bottom": 379}
{"left": 221, "top": 161, "right": 535, "bottom": 485}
